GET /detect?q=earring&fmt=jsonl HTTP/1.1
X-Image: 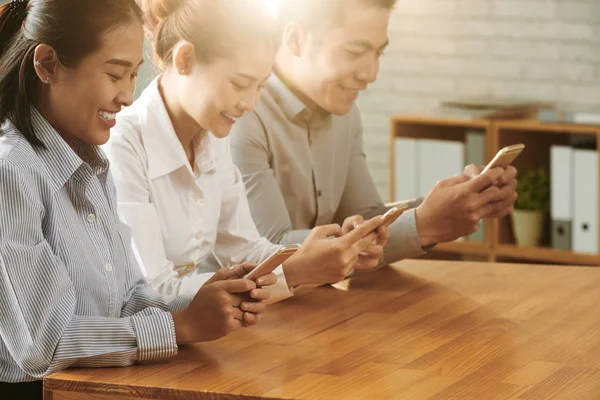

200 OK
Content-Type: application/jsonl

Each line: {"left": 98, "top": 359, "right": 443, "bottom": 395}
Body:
{"left": 34, "top": 60, "right": 41, "bottom": 67}
{"left": 44, "top": 77, "right": 50, "bottom": 84}
{"left": 180, "top": 69, "right": 185, "bottom": 74}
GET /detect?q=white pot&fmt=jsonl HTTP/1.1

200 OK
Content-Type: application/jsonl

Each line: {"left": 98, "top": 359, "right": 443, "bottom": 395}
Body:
{"left": 511, "top": 209, "right": 546, "bottom": 247}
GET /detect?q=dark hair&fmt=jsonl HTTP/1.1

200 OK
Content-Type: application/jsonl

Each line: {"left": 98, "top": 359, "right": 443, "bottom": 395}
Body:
{"left": 277, "top": 0, "right": 398, "bottom": 32}
{"left": 138, "top": 0, "right": 279, "bottom": 69}
{"left": 0, "top": 0, "right": 143, "bottom": 147}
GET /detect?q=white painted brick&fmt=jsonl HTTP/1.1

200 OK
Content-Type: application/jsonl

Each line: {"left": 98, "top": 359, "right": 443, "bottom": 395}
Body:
{"left": 560, "top": 44, "right": 600, "bottom": 64}
{"left": 561, "top": 22, "right": 596, "bottom": 41}
{"left": 492, "top": 40, "right": 560, "bottom": 60}
{"left": 492, "top": 1, "right": 557, "bottom": 19}
{"left": 456, "top": 79, "right": 494, "bottom": 97}
{"left": 380, "top": 56, "right": 427, "bottom": 74}
{"left": 392, "top": 76, "right": 457, "bottom": 95}
{"left": 388, "top": 37, "right": 457, "bottom": 56}
{"left": 396, "top": 0, "right": 456, "bottom": 16}
{"left": 456, "top": 0, "right": 491, "bottom": 17}
{"left": 559, "top": 85, "right": 600, "bottom": 105}
{"left": 455, "top": 39, "right": 490, "bottom": 56}
{"left": 491, "top": 82, "right": 559, "bottom": 102}
{"left": 557, "top": 2, "right": 600, "bottom": 22}
{"left": 560, "top": 63, "right": 596, "bottom": 83}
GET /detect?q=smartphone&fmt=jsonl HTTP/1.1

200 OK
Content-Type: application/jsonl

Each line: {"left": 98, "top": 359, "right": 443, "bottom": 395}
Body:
{"left": 381, "top": 203, "right": 410, "bottom": 227}
{"left": 244, "top": 245, "right": 300, "bottom": 281}
{"left": 481, "top": 144, "right": 525, "bottom": 174}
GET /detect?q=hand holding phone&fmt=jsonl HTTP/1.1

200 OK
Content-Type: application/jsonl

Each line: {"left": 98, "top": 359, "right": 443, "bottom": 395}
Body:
{"left": 244, "top": 245, "right": 300, "bottom": 281}
{"left": 481, "top": 143, "right": 525, "bottom": 174}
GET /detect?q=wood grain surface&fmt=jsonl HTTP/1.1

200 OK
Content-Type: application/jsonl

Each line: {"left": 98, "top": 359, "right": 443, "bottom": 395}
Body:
{"left": 44, "top": 260, "right": 600, "bottom": 400}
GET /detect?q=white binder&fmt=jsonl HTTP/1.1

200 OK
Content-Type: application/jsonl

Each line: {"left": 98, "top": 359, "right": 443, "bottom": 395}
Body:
{"left": 573, "top": 149, "right": 598, "bottom": 254}
{"left": 394, "top": 138, "right": 418, "bottom": 202}
{"left": 417, "top": 139, "right": 465, "bottom": 197}
{"left": 550, "top": 146, "right": 573, "bottom": 251}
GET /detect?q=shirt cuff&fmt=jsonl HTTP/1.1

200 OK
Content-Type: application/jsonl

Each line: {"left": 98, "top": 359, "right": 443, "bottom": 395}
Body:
{"left": 383, "top": 208, "right": 427, "bottom": 263}
{"left": 265, "top": 265, "right": 294, "bottom": 304}
{"left": 130, "top": 307, "right": 178, "bottom": 362}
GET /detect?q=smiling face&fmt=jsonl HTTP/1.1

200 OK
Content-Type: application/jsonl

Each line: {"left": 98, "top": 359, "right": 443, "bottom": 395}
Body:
{"left": 174, "top": 44, "right": 276, "bottom": 138}
{"left": 288, "top": 2, "right": 391, "bottom": 115}
{"left": 47, "top": 22, "right": 144, "bottom": 145}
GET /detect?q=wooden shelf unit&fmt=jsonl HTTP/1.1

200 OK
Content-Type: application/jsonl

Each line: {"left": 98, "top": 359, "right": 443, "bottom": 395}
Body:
{"left": 390, "top": 115, "right": 600, "bottom": 266}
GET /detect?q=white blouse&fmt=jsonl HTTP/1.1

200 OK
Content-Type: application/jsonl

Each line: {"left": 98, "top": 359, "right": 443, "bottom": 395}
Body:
{"left": 103, "top": 77, "right": 292, "bottom": 302}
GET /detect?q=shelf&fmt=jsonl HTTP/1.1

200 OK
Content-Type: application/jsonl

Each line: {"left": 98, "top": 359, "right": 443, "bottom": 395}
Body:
{"left": 432, "top": 241, "right": 491, "bottom": 257}
{"left": 496, "top": 120, "right": 600, "bottom": 135}
{"left": 496, "top": 245, "right": 600, "bottom": 266}
{"left": 392, "top": 115, "right": 489, "bottom": 129}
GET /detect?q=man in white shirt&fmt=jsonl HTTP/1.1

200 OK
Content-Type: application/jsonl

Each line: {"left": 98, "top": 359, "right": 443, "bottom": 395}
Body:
{"left": 230, "top": 0, "right": 518, "bottom": 262}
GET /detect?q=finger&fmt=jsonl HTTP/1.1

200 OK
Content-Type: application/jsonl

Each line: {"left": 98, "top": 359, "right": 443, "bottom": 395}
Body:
{"left": 249, "top": 288, "right": 271, "bottom": 301}
{"left": 255, "top": 272, "right": 277, "bottom": 287}
{"left": 352, "top": 232, "right": 377, "bottom": 255}
{"left": 231, "top": 307, "right": 244, "bottom": 321}
{"left": 478, "top": 185, "right": 506, "bottom": 206}
{"left": 467, "top": 168, "right": 503, "bottom": 192}
{"left": 309, "top": 224, "right": 343, "bottom": 240}
{"left": 240, "top": 301, "right": 266, "bottom": 314}
{"left": 485, "top": 194, "right": 518, "bottom": 218}
{"left": 342, "top": 215, "right": 364, "bottom": 234}
{"left": 376, "top": 225, "right": 389, "bottom": 245}
{"left": 354, "top": 255, "right": 380, "bottom": 270}
{"left": 243, "top": 312, "right": 261, "bottom": 326}
{"left": 498, "top": 165, "right": 517, "bottom": 185}
{"left": 339, "top": 216, "right": 384, "bottom": 247}
{"left": 217, "top": 279, "right": 256, "bottom": 294}
{"left": 463, "top": 164, "right": 483, "bottom": 179}
{"left": 229, "top": 293, "right": 244, "bottom": 307}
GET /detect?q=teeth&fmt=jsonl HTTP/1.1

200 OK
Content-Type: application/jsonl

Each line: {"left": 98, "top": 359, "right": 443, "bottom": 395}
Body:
{"left": 222, "top": 112, "right": 239, "bottom": 122}
{"left": 98, "top": 110, "right": 117, "bottom": 121}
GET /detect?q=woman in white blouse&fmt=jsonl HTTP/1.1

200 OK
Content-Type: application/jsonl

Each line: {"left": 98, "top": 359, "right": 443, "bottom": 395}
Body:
{"left": 106, "top": 0, "right": 389, "bottom": 302}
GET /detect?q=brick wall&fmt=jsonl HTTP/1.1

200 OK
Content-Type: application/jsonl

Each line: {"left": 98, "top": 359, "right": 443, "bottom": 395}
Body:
{"left": 359, "top": 0, "right": 600, "bottom": 200}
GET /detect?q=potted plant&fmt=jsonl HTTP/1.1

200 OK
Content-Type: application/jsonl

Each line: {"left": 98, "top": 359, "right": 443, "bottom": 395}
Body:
{"left": 511, "top": 169, "right": 550, "bottom": 247}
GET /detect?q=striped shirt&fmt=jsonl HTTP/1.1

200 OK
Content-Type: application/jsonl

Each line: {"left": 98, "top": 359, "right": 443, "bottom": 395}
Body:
{"left": 0, "top": 109, "right": 192, "bottom": 383}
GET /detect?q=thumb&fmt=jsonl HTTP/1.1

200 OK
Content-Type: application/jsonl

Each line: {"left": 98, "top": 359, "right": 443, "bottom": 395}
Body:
{"left": 435, "top": 174, "right": 469, "bottom": 189}
{"left": 204, "top": 267, "right": 238, "bottom": 286}
{"left": 216, "top": 279, "right": 257, "bottom": 294}
{"left": 463, "top": 164, "right": 483, "bottom": 179}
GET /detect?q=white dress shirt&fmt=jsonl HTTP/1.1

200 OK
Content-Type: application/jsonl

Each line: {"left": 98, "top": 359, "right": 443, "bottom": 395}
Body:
{"left": 104, "top": 77, "right": 293, "bottom": 303}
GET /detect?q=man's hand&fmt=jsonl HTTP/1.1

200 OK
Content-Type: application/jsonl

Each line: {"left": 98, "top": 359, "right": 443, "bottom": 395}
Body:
{"left": 342, "top": 214, "right": 389, "bottom": 270}
{"left": 464, "top": 164, "right": 518, "bottom": 218}
{"left": 283, "top": 216, "right": 384, "bottom": 287}
{"left": 415, "top": 168, "right": 507, "bottom": 246}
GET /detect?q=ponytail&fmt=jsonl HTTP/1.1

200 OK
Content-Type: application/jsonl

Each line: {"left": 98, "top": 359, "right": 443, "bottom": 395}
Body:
{"left": 0, "top": 0, "right": 40, "bottom": 147}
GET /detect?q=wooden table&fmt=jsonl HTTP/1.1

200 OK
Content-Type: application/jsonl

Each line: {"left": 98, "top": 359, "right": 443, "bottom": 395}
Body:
{"left": 44, "top": 260, "right": 600, "bottom": 399}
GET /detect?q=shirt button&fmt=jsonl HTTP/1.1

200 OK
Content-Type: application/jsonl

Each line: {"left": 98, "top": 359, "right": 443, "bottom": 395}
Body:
{"left": 317, "top": 190, "right": 322, "bottom": 197}
{"left": 86, "top": 213, "right": 96, "bottom": 223}
{"left": 192, "top": 194, "right": 202, "bottom": 202}
{"left": 195, "top": 232, "right": 202, "bottom": 240}
{"left": 105, "top": 263, "right": 113, "bottom": 272}
{"left": 110, "top": 313, "right": 116, "bottom": 318}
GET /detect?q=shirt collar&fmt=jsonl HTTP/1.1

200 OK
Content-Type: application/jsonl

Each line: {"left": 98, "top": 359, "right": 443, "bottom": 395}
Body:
{"left": 31, "top": 107, "right": 109, "bottom": 190}
{"left": 136, "top": 77, "right": 217, "bottom": 179}
{"left": 266, "top": 73, "right": 332, "bottom": 127}
{"left": 266, "top": 73, "right": 310, "bottom": 122}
